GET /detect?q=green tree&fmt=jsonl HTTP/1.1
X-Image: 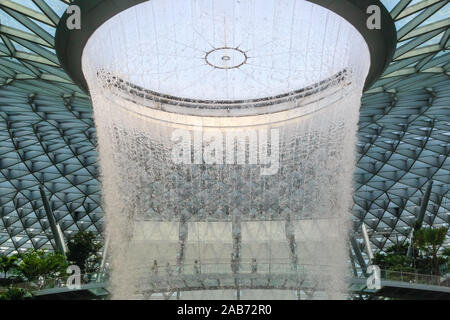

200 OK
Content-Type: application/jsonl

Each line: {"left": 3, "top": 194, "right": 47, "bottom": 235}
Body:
{"left": 385, "top": 243, "right": 408, "bottom": 255}
{"left": 67, "top": 231, "right": 103, "bottom": 274}
{"left": 442, "top": 247, "right": 450, "bottom": 259}
{"left": 441, "top": 247, "right": 450, "bottom": 271}
{"left": 372, "top": 243, "right": 414, "bottom": 272}
{"left": 0, "top": 254, "right": 19, "bottom": 279}
{"left": 16, "top": 249, "right": 68, "bottom": 281}
{"left": 413, "top": 227, "right": 447, "bottom": 275}
{"left": 0, "top": 287, "right": 29, "bottom": 300}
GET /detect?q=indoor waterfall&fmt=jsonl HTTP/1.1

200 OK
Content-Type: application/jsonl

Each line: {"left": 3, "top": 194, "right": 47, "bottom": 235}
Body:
{"left": 81, "top": 0, "right": 371, "bottom": 299}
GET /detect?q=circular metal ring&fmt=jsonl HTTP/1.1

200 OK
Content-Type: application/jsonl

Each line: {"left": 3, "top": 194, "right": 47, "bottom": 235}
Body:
{"left": 205, "top": 47, "right": 248, "bottom": 70}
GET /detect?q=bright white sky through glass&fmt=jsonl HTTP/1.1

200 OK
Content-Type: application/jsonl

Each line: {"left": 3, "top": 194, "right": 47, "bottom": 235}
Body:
{"left": 84, "top": 0, "right": 369, "bottom": 101}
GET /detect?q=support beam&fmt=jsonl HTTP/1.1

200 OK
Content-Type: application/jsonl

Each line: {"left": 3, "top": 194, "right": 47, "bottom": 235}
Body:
{"left": 349, "top": 249, "right": 359, "bottom": 277}
{"left": 350, "top": 236, "right": 368, "bottom": 277}
{"left": 407, "top": 180, "right": 433, "bottom": 257}
{"left": 56, "top": 223, "right": 68, "bottom": 254}
{"left": 232, "top": 210, "right": 241, "bottom": 300}
{"left": 284, "top": 209, "right": 298, "bottom": 272}
{"left": 177, "top": 210, "right": 189, "bottom": 274}
{"left": 231, "top": 210, "right": 242, "bottom": 273}
{"left": 99, "top": 235, "right": 109, "bottom": 272}
{"left": 39, "top": 185, "right": 66, "bottom": 255}
{"left": 415, "top": 180, "right": 434, "bottom": 230}
{"left": 176, "top": 211, "right": 188, "bottom": 299}
{"left": 361, "top": 223, "right": 374, "bottom": 263}
{"left": 284, "top": 209, "right": 301, "bottom": 298}
{"left": 96, "top": 235, "right": 110, "bottom": 283}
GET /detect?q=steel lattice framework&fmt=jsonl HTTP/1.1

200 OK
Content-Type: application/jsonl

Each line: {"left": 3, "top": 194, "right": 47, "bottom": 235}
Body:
{"left": 0, "top": 0, "right": 448, "bottom": 274}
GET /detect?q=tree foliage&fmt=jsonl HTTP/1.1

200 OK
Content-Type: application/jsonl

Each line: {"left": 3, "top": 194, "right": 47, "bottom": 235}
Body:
{"left": 372, "top": 243, "right": 414, "bottom": 272}
{"left": 0, "top": 254, "right": 18, "bottom": 279}
{"left": 66, "top": 231, "right": 103, "bottom": 274}
{"left": 0, "top": 287, "right": 29, "bottom": 300}
{"left": 442, "top": 247, "right": 450, "bottom": 259}
{"left": 413, "top": 227, "right": 447, "bottom": 254}
{"left": 413, "top": 227, "right": 447, "bottom": 275}
{"left": 373, "top": 227, "right": 449, "bottom": 276}
{"left": 15, "top": 250, "right": 68, "bottom": 281}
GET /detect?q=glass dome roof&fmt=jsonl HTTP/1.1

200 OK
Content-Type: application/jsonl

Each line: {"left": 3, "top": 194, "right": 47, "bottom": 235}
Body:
{"left": 0, "top": 1, "right": 447, "bottom": 274}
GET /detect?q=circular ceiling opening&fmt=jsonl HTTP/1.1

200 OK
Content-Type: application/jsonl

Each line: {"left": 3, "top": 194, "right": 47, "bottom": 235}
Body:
{"left": 56, "top": 0, "right": 396, "bottom": 99}
{"left": 82, "top": 0, "right": 373, "bottom": 103}
{"left": 205, "top": 47, "right": 248, "bottom": 70}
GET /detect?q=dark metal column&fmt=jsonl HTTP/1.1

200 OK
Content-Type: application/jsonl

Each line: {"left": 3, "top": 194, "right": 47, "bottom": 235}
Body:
{"left": 284, "top": 211, "right": 298, "bottom": 271}
{"left": 176, "top": 211, "right": 189, "bottom": 300}
{"left": 177, "top": 211, "right": 188, "bottom": 273}
{"left": 232, "top": 210, "right": 241, "bottom": 300}
{"left": 349, "top": 248, "right": 359, "bottom": 277}
{"left": 39, "top": 185, "right": 66, "bottom": 255}
{"left": 285, "top": 211, "right": 300, "bottom": 298}
{"left": 350, "top": 236, "right": 367, "bottom": 277}
{"left": 407, "top": 180, "right": 433, "bottom": 257}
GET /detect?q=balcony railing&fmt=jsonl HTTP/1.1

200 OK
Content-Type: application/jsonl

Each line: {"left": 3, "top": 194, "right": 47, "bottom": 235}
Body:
{"left": 378, "top": 269, "right": 449, "bottom": 287}
{"left": 1, "top": 263, "right": 449, "bottom": 294}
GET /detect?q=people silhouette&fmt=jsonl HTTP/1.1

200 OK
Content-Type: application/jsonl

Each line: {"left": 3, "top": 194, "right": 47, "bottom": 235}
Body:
{"left": 194, "top": 260, "right": 201, "bottom": 275}
{"left": 151, "top": 260, "right": 158, "bottom": 275}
